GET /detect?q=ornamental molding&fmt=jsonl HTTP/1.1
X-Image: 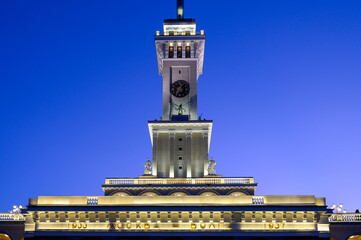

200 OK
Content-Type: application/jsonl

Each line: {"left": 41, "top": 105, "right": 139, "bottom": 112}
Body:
{"left": 152, "top": 129, "right": 159, "bottom": 137}
{"left": 202, "top": 129, "right": 209, "bottom": 137}
{"left": 106, "top": 186, "right": 256, "bottom": 196}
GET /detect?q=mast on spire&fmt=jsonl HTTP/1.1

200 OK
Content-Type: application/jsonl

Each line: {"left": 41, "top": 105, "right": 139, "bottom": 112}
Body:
{"left": 177, "top": 0, "right": 184, "bottom": 19}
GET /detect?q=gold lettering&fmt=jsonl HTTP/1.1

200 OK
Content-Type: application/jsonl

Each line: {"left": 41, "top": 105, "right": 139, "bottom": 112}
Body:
{"left": 136, "top": 223, "right": 141, "bottom": 229}
{"left": 191, "top": 223, "right": 196, "bottom": 229}
{"left": 209, "top": 223, "right": 215, "bottom": 229}
{"left": 78, "top": 223, "right": 82, "bottom": 229}
{"left": 144, "top": 223, "right": 150, "bottom": 229}
{"left": 275, "top": 223, "right": 280, "bottom": 229}
{"left": 200, "top": 223, "right": 206, "bottom": 229}
{"left": 172, "top": 224, "right": 179, "bottom": 228}
{"left": 264, "top": 222, "right": 285, "bottom": 230}
{"left": 117, "top": 223, "right": 123, "bottom": 229}
{"left": 126, "top": 223, "right": 131, "bottom": 229}
{"left": 83, "top": 223, "right": 87, "bottom": 229}
{"left": 154, "top": 223, "right": 159, "bottom": 229}
{"left": 72, "top": 223, "right": 77, "bottom": 229}
{"left": 218, "top": 223, "right": 224, "bottom": 229}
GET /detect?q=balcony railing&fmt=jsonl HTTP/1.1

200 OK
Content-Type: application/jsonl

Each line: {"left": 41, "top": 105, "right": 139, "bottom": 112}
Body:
{"left": 329, "top": 213, "right": 361, "bottom": 222}
{"left": 105, "top": 177, "right": 254, "bottom": 185}
{"left": 155, "top": 31, "right": 205, "bottom": 36}
{"left": 0, "top": 213, "right": 25, "bottom": 221}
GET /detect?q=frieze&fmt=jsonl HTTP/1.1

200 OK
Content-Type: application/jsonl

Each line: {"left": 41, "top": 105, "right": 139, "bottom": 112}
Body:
{"left": 38, "top": 222, "right": 318, "bottom": 232}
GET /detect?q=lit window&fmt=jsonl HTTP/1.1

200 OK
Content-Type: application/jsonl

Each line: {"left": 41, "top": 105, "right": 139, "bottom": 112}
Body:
{"left": 169, "top": 46, "right": 174, "bottom": 58}
{"left": 177, "top": 46, "right": 182, "bottom": 58}
{"left": 186, "top": 46, "right": 190, "bottom": 58}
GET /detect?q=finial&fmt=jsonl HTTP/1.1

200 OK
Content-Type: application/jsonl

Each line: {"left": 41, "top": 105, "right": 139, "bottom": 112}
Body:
{"left": 177, "top": 0, "right": 184, "bottom": 19}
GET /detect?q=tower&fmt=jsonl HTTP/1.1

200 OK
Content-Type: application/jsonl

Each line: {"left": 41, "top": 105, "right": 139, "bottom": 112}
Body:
{"left": 150, "top": 0, "right": 210, "bottom": 178}
{"left": 13, "top": 2, "right": 333, "bottom": 240}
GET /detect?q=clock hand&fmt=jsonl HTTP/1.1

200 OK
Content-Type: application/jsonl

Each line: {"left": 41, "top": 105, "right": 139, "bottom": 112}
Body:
{"left": 176, "top": 84, "right": 183, "bottom": 95}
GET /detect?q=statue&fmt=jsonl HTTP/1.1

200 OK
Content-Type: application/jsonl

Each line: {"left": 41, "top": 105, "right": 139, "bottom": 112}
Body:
{"left": 144, "top": 158, "right": 152, "bottom": 175}
{"left": 207, "top": 157, "right": 216, "bottom": 175}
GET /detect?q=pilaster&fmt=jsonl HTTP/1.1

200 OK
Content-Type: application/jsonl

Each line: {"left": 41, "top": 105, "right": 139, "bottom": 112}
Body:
{"left": 152, "top": 130, "right": 158, "bottom": 176}
{"left": 186, "top": 129, "right": 192, "bottom": 177}
{"left": 203, "top": 129, "right": 209, "bottom": 176}
{"left": 169, "top": 129, "right": 175, "bottom": 178}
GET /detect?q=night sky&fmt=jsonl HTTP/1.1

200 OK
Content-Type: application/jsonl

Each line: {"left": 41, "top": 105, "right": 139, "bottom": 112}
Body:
{"left": 1, "top": 0, "right": 361, "bottom": 212}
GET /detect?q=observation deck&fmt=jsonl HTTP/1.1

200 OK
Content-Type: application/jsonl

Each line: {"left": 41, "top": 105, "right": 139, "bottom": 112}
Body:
{"left": 102, "top": 177, "right": 257, "bottom": 196}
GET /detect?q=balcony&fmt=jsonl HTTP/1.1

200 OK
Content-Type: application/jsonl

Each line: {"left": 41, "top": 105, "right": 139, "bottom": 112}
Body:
{"left": 0, "top": 213, "right": 25, "bottom": 221}
{"left": 155, "top": 30, "right": 205, "bottom": 36}
{"left": 329, "top": 213, "right": 361, "bottom": 222}
{"left": 104, "top": 177, "right": 254, "bottom": 185}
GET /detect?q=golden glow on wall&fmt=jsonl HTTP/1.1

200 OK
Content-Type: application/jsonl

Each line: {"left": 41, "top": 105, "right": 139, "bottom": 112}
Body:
{"left": 25, "top": 208, "right": 329, "bottom": 233}
{"left": 33, "top": 195, "right": 326, "bottom": 206}
{"left": 31, "top": 221, "right": 320, "bottom": 232}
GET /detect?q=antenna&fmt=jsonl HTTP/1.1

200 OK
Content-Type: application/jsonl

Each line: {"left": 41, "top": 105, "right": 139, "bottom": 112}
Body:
{"left": 177, "top": 0, "right": 184, "bottom": 19}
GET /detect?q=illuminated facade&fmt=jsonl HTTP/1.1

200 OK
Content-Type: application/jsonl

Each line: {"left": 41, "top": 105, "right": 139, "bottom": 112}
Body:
{"left": 4, "top": 1, "right": 359, "bottom": 240}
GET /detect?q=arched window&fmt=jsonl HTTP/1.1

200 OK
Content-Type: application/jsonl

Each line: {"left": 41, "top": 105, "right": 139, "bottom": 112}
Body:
{"left": 111, "top": 192, "right": 130, "bottom": 196}
{"left": 164, "top": 237, "right": 184, "bottom": 240}
{"left": 200, "top": 192, "right": 217, "bottom": 196}
{"left": 170, "top": 192, "right": 188, "bottom": 197}
{"left": 229, "top": 191, "right": 247, "bottom": 197}
{"left": 348, "top": 235, "right": 361, "bottom": 240}
{"left": 141, "top": 192, "right": 159, "bottom": 197}
{"left": 0, "top": 234, "right": 12, "bottom": 240}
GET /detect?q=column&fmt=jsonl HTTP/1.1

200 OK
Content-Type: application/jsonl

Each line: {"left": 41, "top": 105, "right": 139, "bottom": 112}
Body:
{"left": 165, "top": 42, "right": 169, "bottom": 59}
{"left": 191, "top": 41, "right": 195, "bottom": 58}
{"left": 203, "top": 129, "right": 209, "bottom": 176}
{"left": 169, "top": 129, "right": 175, "bottom": 178}
{"left": 186, "top": 129, "right": 192, "bottom": 178}
{"left": 182, "top": 41, "right": 185, "bottom": 58}
{"left": 152, "top": 130, "right": 158, "bottom": 176}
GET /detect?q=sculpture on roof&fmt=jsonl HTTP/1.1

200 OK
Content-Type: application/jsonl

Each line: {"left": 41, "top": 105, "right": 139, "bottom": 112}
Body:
{"left": 207, "top": 157, "right": 216, "bottom": 175}
{"left": 144, "top": 158, "right": 152, "bottom": 175}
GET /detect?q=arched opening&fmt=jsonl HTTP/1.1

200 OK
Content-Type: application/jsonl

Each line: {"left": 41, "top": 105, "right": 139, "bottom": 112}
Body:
{"left": 170, "top": 192, "right": 188, "bottom": 197}
{"left": 228, "top": 191, "right": 247, "bottom": 196}
{"left": 348, "top": 235, "right": 361, "bottom": 240}
{"left": 199, "top": 191, "right": 218, "bottom": 196}
{"left": 0, "top": 234, "right": 12, "bottom": 240}
{"left": 111, "top": 192, "right": 130, "bottom": 196}
{"left": 249, "top": 238, "right": 269, "bottom": 240}
{"left": 81, "top": 237, "right": 102, "bottom": 240}
{"left": 164, "top": 237, "right": 184, "bottom": 240}
{"left": 140, "top": 192, "right": 159, "bottom": 197}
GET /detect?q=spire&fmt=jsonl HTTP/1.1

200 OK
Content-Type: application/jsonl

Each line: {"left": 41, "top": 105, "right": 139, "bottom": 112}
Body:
{"left": 177, "top": 0, "right": 184, "bottom": 19}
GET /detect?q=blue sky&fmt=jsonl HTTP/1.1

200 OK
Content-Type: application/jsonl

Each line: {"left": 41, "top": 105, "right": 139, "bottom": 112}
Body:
{"left": 1, "top": 0, "right": 361, "bottom": 212}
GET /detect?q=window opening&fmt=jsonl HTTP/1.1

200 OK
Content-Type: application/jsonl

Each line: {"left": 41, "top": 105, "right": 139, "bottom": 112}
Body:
{"left": 169, "top": 46, "right": 174, "bottom": 58}
{"left": 186, "top": 46, "right": 191, "bottom": 58}
{"left": 177, "top": 46, "right": 182, "bottom": 58}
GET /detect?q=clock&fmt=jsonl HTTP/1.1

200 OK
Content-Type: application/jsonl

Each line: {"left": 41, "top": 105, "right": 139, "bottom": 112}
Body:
{"left": 170, "top": 80, "right": 190, "bottom": 98}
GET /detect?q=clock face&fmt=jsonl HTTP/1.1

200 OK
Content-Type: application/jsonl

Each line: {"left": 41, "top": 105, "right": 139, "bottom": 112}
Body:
{"left": 170, "top": 80, "right": 190, "bottom": 98}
